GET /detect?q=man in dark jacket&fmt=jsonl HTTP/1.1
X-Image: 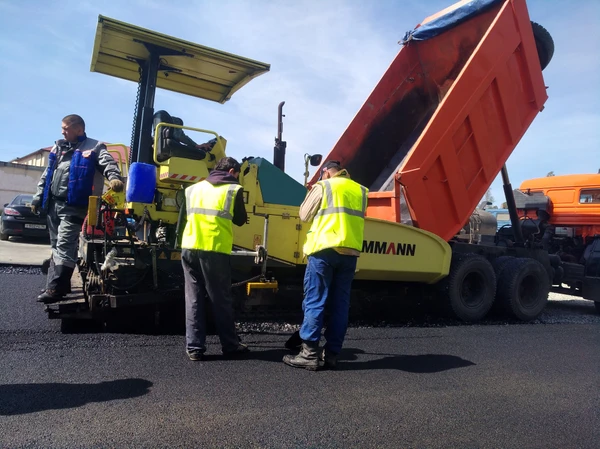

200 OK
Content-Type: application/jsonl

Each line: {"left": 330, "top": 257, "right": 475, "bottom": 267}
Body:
{"left": 178, "top": 157, "right": 249, "bottom": 361}
{"left": 32, "top": 114, "right": 124, "bottom": 303}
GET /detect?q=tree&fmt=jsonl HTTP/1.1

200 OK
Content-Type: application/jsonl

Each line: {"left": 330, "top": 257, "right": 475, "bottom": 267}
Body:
{"left": 501, "top": 202, "right": 508, "bottom": 209}
{"left": 478, "top": 188, "right": 495, "bottom": 209}
{"left": 546, "top": 171, "right": 555, "bottom": 177}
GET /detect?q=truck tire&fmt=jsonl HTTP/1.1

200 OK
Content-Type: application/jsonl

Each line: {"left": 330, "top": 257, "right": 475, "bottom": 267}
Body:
{"left": 438, "top": 253, "right": 496, "bottom": 322}
{"left": 496, "top": 258, "right": 549, "bottom": 321}
{"left": 595, "top": 302, "right": 600, "bottom": 315}
{"left": 531, "top": 22, "right": 554, "bottom": 71}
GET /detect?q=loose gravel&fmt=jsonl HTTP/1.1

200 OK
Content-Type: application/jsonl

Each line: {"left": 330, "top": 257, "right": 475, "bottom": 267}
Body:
{"left": 0, "top": 264, "right": 42, "bottom": 275}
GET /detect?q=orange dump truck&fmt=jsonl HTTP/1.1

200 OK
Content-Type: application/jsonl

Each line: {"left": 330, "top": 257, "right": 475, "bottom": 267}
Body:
{"left": 512, "top": 174, "right": 600, "bottom": 310}
{"left": 311, "top": 0, "right": 600, "bottom": 318}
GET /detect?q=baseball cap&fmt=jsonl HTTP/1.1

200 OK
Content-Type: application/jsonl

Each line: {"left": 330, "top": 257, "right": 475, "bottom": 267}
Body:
{"left": 318, "top": 160, "right": 342, "bottom": 180}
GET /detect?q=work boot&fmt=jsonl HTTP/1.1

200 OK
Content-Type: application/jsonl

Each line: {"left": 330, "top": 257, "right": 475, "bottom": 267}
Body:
{"left": 37, "top": 289, "right": 65, "bottom": 304}
{"left": 320, "top": 348, "right": 338, "bottom": 370}
{"left": 46, "top": 264, "right": 73, "bottom": 298}
{"left": 282, "top": 341, "right": 320, "bottom": 371}
{"left": 187, "top": 350, "right": 205, "bottom": 362}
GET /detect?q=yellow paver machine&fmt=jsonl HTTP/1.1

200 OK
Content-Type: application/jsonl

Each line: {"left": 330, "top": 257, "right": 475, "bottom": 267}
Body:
{"left": 49, "top": 1, "right": 592, "bottom": 331}
{"left": 47, "top": 15, "right": 449, "bottom": 328}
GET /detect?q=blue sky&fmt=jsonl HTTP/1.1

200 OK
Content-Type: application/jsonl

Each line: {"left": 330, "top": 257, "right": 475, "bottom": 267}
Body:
{"left": 0, "top": 0, "right": 598, "bottom": 206}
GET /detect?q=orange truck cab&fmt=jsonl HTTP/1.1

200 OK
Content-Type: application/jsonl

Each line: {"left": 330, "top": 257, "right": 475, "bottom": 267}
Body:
{"left": 505, "top": 174, "right": 600, "bottom": 304}
{"left": 518, "top": 174, "right": 600, "bottom": 240}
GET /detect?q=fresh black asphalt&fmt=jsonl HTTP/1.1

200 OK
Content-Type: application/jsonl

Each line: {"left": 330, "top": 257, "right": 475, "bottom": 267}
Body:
{"left": 1, "top": 272, "right": 599, "bottom": 448}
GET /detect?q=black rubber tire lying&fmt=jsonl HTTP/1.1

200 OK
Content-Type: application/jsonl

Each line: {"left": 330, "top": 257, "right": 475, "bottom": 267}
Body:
{"left": 438, "top": 253, "right": 496, "bottom": 322}
{"left": 531, "top": 21, "right": 554, "bottom": 71}
{"left": 496, "top": 257, "right": 549, "bottom": 321}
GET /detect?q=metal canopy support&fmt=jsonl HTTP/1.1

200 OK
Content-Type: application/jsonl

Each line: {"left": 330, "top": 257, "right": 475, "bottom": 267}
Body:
{"left": 91, "top": 15, "right": 271, "bottom": 164}
{"left": 132, "top": 43, "right": 187, "bottom": 165}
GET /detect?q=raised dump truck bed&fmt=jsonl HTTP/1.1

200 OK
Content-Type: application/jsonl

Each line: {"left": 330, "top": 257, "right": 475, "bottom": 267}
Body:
{"left": 312, "top": 0, "right": 551, "bottom": 242}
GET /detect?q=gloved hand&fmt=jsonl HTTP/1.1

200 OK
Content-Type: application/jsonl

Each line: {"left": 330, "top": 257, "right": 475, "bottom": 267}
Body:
{"left": 30, "top": 199, "right": 40, "bottom": 215}
{"left": 109, "top": 179, "right": 124, "bottom": 192}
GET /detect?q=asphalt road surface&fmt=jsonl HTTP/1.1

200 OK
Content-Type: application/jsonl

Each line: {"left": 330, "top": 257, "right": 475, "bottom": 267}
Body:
{"left": 1, "top": 270, "right": 599, "bottom": 448}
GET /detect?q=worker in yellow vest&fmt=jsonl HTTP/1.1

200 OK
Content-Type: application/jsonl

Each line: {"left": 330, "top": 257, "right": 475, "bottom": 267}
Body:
{"left": 179, "top": 157, "right": 249, "bottom": 361}
{"left": 283, "top": 161, "right": 367, "bottom": 370}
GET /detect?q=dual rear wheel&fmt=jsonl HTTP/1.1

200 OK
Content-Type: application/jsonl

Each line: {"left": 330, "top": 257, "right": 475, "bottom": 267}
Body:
{"left": 440, "top": 253, "right": 549, "bottom": 322}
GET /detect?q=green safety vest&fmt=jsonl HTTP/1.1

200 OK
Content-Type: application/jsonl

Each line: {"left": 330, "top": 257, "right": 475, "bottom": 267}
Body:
{"left": 303, "top": 176, "right": 368, "bottom": 256}
{"left": 181, "top": 181, "right": 241, "bottom": 254}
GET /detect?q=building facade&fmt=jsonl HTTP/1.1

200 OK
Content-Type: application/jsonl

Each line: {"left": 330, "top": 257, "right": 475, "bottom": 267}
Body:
{"left": 10, "top": 147, "right": 52, "bottom": 167}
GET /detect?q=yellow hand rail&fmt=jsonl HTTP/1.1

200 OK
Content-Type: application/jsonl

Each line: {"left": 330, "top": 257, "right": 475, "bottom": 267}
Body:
{"left": 152, "top": 122, "right": 224, "bottom": 166}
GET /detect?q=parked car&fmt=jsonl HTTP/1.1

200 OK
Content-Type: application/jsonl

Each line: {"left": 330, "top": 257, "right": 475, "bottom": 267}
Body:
{"left": 0, "top": 194, "right": 49, "bottom": 241}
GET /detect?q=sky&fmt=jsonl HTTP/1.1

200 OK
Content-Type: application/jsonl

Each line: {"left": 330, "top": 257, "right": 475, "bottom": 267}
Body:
{"left": 0, "top": 0, "right": 598, "bottom": 207}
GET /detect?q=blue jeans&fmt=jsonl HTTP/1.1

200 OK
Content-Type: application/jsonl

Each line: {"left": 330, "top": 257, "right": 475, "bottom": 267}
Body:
{"left": 300, "top": 248, "right": 358, "bottom": 354}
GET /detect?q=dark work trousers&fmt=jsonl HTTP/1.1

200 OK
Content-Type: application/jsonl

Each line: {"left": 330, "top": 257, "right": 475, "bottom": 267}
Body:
{"left": 182, "top": 248, "right": 240, "bottom": 354}
{"left": 46, "top": 199, "right": 84, "bottom": 294}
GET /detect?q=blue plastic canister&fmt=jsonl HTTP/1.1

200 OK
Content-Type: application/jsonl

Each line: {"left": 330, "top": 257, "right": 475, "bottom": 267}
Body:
{"left": 126, "top": 162, "right": 157, "bottom": 203}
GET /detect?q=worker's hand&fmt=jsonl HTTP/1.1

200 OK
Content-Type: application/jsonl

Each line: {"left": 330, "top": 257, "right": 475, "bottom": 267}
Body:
{"left": 109, "top": 179, "right": 124, "bottom": 192}
{"left": 30, "top": 199, "right": 40, "bottom": 215}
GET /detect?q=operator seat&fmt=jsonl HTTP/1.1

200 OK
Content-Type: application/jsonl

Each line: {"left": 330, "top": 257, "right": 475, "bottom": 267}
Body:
{"left": 152, "top": 110, "right": 207, "bottom": 163}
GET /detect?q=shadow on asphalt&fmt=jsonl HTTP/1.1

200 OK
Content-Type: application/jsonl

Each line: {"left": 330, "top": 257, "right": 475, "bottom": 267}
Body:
{"left": 209, "top": 346, "right": 475, "bottom": 373}
{"left": 0, "top": 378, "right": 153, "bottom": 416}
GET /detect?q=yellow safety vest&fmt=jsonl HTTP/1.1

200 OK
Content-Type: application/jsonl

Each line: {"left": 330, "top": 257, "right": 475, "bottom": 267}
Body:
{"left": 181, "top": 181, "right": 242, "bottom": 254}
{"left": 303, "top": 176, "right": 368, "bottom": 256}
